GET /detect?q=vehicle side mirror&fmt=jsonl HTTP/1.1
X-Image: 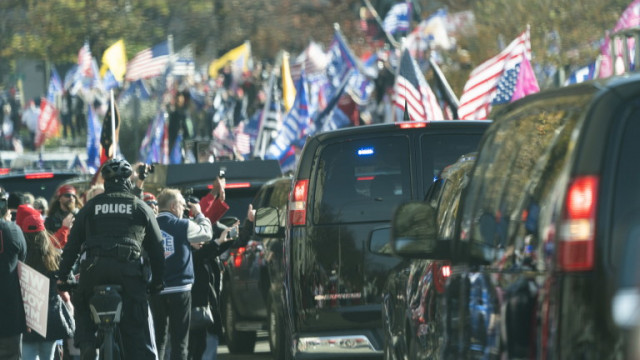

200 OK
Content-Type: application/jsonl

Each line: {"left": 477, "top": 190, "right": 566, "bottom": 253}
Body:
{"left": 368, "top": 226, "right": 394, "bottom": 256}
{"left": 391, "top": 201, "right": 451, "bottom": 259}
{"left": 254, "top": 207, "right": 284, "bottom": 237}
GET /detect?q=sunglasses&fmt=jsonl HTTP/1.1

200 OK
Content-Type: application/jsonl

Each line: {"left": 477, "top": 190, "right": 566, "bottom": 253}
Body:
{"left": 61, "top": 194, "right": 75, "bottom": 198}
{"left": 146, "top": 201, "right": 158, "bottom": 206}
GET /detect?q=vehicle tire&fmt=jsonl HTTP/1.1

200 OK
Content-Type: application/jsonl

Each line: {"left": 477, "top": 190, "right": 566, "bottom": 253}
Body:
{"left": 223, "top": 288, "right": 257, "bottom": 354}
{"left": 268, "top": 298, "right": 285, "bottom": 360}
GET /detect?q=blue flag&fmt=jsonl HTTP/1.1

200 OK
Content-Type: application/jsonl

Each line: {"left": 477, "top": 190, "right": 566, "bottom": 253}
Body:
{"left": 47, "top": 67, "right": 63, "bottom": 103}
{"left": 86, "top": 105, "right": 101, "bottom": 172}
{"left": 139, "top": 111, "right": 167, "bottom": 164}
{"left": 266, "top": 71, "right": 312, "bottom": 162}
{"left": 564, "top": 62, "right": 596, "bottom": 86}
{"left": 170, "top": 132, "right": 183, "bottom": 164}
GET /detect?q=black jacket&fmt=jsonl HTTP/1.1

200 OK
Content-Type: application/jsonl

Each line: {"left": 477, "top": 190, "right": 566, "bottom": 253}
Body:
{"left": 191, "top": 237, "right": 234, "bottom": 336}
{"left": 0, "top": 219, "right": 27, "bottom": 338}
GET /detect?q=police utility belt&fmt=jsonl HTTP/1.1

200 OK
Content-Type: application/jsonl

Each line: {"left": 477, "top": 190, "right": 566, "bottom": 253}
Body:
{"left": 85, "top": 244, "right": 141, "bottom": 262}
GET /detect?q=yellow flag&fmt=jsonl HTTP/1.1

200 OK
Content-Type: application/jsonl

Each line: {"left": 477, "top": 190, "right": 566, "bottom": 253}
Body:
{"left": 282, "top": 52, "right": 296, "bottom": 112}
{"left": 100, "top": 39, "right": 127, "bottom": 83}
{"left": 208, "top": 42, "right": 251, "bottom": 78}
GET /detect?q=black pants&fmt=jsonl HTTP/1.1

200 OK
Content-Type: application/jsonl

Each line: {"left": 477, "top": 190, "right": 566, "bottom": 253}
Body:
{"left": 73, "top": 257, "right": 157, "bottom": 360}
{"left": 150, "top": 291, "right": 191, "bottom": 360}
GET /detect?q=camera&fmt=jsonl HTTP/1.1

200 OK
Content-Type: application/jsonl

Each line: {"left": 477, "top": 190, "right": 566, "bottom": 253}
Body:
{"left": 186, "top": 195, "right": 200, "bottom": 204}
{"left": 227, "top": 226, "right": 238, "bottom": 239}
{"left": 138, "top": 164, "right": 155, "bottom": 181}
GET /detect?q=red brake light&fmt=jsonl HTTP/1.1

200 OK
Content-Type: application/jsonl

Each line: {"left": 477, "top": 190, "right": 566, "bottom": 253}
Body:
{"left": 233, "top": 247, "right": 246, "bottom": 268}
{"left": 558, "top": 175, "right": 599, "bottom": 271}
{"left": 0, "top": 168, "right": 9, "bottom": 175}
{"left": 441, "top": 265, "right": 451, "bottom": 278}
{"left": 289, "top": 179, "right": 309, "bottom": 226}
{"left": 25, "top": 172, "right": 54, "bottom": 179}
{"left": 225, "top": 182, "right": 251, "bottom": 189}
{"left": 397, "top": 122, "right": 427, "bottom": 129}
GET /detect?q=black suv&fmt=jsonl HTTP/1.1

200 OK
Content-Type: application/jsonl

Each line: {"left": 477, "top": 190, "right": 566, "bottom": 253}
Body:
{"left": 221, "top": 176, "right": 292, "bottom": 355}
{"left": 389, "top": 74, "right": 640, "bottom": 359}
{"left": 255, "top": 121, "right": 489, "bottom": 359}
{"left": 380, "top": 153, "right": 475, "bottom": 360}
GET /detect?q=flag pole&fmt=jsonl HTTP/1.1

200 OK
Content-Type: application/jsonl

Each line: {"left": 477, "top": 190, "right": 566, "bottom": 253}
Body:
{"left": 110, "top": 89, "right": 117, "bottom": 158}
{"left": 361, "top": 0, "right": 401, "bottom": 48}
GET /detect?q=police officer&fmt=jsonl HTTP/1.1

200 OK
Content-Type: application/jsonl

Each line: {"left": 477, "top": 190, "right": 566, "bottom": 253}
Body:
{"left": 57, "top": 158, "right": 165, "bottom": 360}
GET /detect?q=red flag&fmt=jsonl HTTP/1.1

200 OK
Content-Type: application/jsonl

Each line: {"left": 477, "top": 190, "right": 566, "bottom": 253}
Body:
{"left": 34, "top": 98, "right": 59, "bottom": 148}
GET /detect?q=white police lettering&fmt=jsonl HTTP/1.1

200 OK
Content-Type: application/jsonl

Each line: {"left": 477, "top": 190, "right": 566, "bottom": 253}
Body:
{"left": 94, "top": 203, "right": 133, "bottom": 215}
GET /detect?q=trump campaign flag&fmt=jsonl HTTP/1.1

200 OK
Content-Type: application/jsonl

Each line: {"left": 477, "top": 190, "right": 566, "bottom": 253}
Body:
{"left": 265, "top": 71, "right": 312, "bottom": 163}
{"left": 458, "top": 29, "right": 532, "bottom": 120}
{"left": 393, "top": 48, "right": 443, "bottom": 121}
{"left": 126, "top": 41, "right": 171, "bottom": 81}
{"left": 383, "top": 1, "right": 411, "bottom": 36}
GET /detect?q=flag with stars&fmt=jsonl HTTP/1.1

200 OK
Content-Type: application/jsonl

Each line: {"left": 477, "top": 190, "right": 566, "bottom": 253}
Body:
{"left": 492, "top": 54, "right": 539, "bottom": 104}
{"left": 458, "top": 28, "right": 533, "bottom": 120}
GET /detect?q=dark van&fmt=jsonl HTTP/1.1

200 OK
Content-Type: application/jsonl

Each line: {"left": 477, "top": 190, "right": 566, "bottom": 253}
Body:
{"left": 381, "top": 153, "right": 476, "bottom": 360}
{"left": 391, "top": 75, "right": 640, "bottom": 359}
{"left": 255, "top": 121, "right": 489, "bottom": 359}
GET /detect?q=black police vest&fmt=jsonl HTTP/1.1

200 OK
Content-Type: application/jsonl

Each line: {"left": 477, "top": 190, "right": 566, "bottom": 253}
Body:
{"left": 84, "top": 192, "right": 145, "bottom": 259}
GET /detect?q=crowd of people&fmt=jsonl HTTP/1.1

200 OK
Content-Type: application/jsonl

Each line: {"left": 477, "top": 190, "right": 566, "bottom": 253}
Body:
{"left": 0, "top": 157, "right": 248, "bottom": 360}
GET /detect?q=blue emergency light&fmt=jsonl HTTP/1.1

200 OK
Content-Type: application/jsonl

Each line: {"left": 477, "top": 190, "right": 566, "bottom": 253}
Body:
{"left": 357, "top": 147, "right": 375, "bottom": 156}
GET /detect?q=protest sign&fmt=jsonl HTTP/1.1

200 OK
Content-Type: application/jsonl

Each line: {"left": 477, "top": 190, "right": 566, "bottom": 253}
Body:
{"left": 18, "top": 261, "right": 49, "bottom": 338}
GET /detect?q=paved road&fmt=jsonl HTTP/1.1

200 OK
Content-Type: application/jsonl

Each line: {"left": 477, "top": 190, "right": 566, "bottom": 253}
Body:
{"left": 218, "top": 331, "right": 271, "bottom": 360}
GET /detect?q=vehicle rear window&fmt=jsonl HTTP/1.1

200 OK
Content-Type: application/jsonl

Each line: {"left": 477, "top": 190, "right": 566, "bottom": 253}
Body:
{"left": 420, "top": 134, "right": 482, "bottom": 193}
{"left": 612, "top": 107, "right": 640, "bottom": 287}
{"left": 313, "top": 135, "right": 411, "bottom": 224}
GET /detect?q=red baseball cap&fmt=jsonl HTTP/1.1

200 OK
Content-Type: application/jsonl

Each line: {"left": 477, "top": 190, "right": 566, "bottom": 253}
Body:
{"left": 16, "top": 205, "right": 45, "bottom": 233}
{"left": 143, "top": 192, "right": 157, "bottom": 204}
{"left": 56, "top": 185, "right": 77, "bottom": 198}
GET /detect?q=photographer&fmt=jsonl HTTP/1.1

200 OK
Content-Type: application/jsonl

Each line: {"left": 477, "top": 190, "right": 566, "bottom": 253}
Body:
{"left": 130, "top": 162, "right": 155, "bottom": 199}
{"left": 151, "top": 188, "right": 213, "bottom": 360}
{"left": 189, "top": 219, "right": 239, "bottom": 360}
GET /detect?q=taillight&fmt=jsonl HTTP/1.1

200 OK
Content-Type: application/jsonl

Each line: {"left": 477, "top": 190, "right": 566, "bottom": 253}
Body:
{"left": 289, "top": 179, "right": 309, "bottom": 226}
{"left": 558, "top": 175, "right": 599, "bottom": 271}
{"left": 232, "top": 247, "right": 246, "bottom": 268}
{"left": 441, "top": 265, "right": 451, "bottom": 278}
{"left": 25, "top": 172, "right": 54, "bottom": 179}
{"left": 396, "top": 122, "right": 427, "bottom": 129}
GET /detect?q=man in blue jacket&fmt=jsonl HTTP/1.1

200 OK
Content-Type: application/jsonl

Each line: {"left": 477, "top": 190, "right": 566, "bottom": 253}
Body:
{"left": 0, "top": 188, "right": 27, "bottom": 360}
{"left": 151, "top": 188, "right": 213, "bottom": 360}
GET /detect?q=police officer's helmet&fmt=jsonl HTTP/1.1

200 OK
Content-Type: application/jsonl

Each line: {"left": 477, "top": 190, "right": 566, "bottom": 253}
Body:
{"left": 101, "top": 158, "right": 133, "bottom": 182}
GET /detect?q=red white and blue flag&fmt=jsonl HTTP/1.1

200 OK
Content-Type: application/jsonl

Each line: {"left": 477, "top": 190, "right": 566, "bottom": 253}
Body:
{"left": 78, "top": 42, "right": 93, "bottom": 78}
{"left": 266, "top": 71, "right": 312, "bottom": 164}
{"left": 383, "top": 1, "right": 411, "bottom": 35}
{"left": 458, "top": 29, "right": 533, "bottom": 120}
{"left": 126, "top": 41, "right": 170, "bottom": 81}
{"left": 393, "top": 48, "right": 443, "bottom": 121}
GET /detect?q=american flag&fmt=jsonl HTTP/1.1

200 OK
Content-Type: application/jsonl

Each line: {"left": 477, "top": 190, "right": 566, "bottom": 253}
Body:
{"left": 383, "top": 1, "right": 411, "bottom": 35}
{"left": 78, "top": 43, "right": 93, "bottom": 78}
{"left": 126, "top": 41, "right": 170, "bottom": 81}
{"left": 393, "top": 48, "right": 443, "bottom": 121}
{"left": 234, "top": 122, "right": 251, "bottom": 156}
{"left": 458, "top": 29, "right": 531, "bottom": 120}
